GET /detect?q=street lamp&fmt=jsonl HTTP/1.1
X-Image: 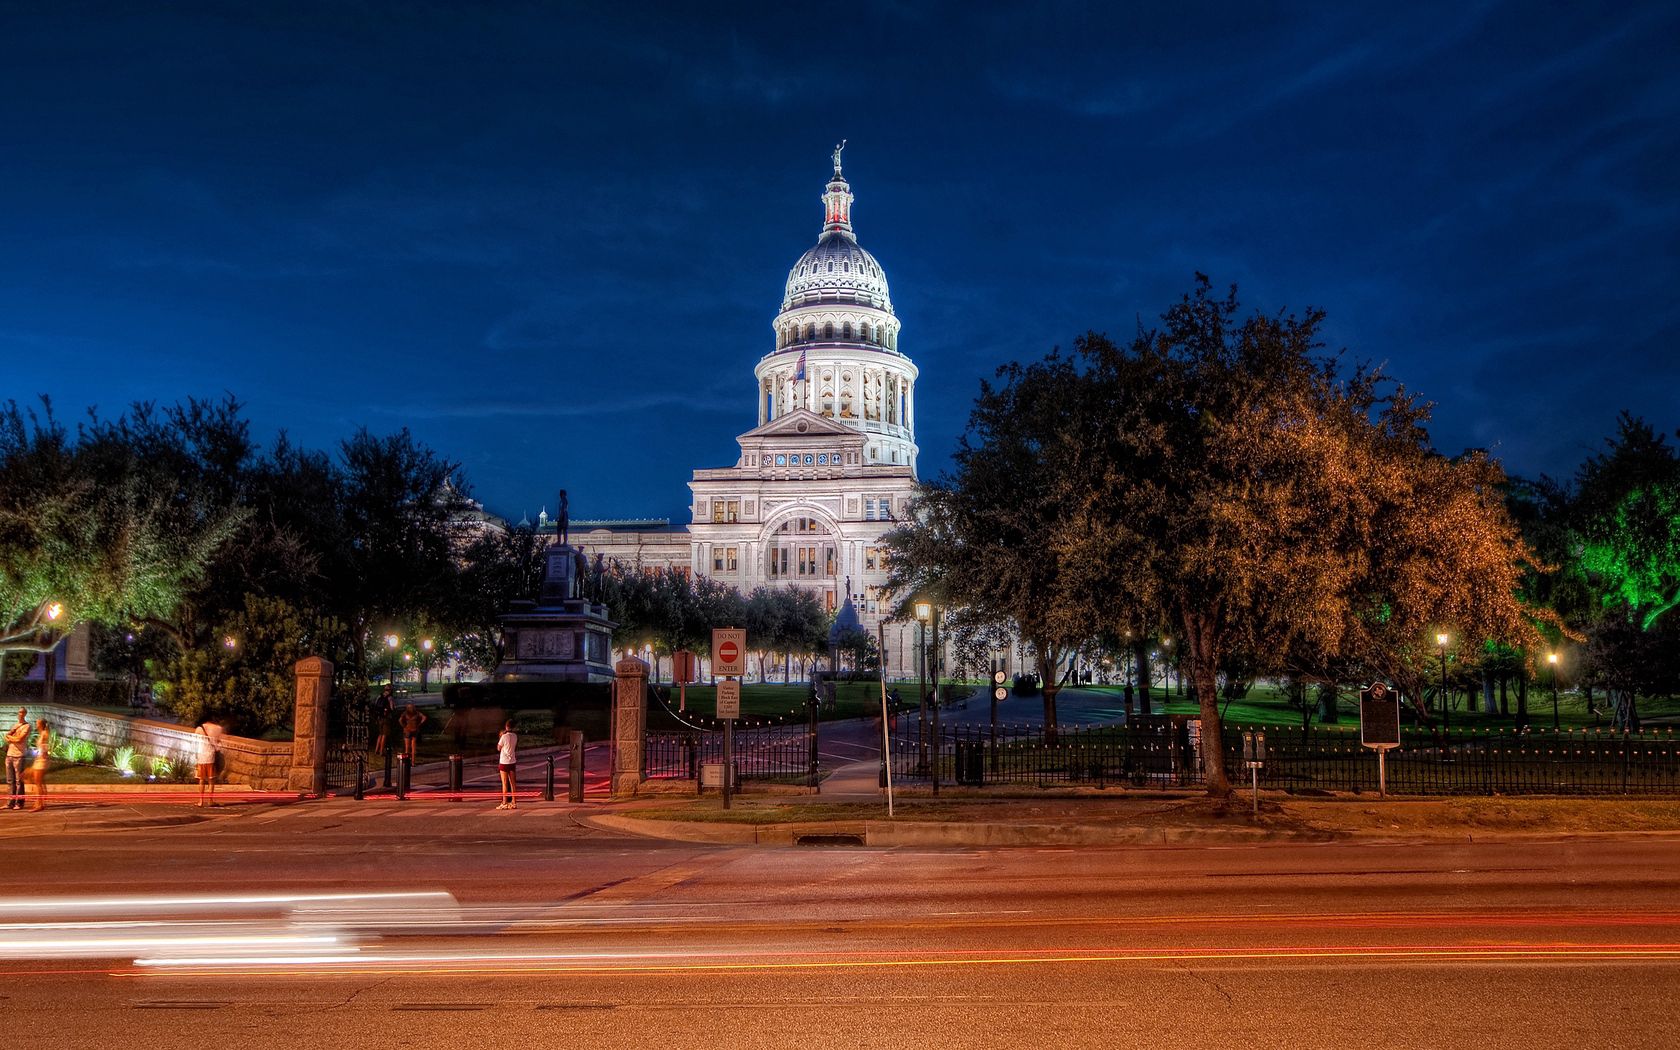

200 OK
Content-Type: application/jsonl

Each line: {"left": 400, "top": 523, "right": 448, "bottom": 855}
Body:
{"left": 42, "top": 600, "right": 63, "bottom": 704}
{"left": 1436, "top": 633, "right": 1450, "bottom": 730}
{"left": 421, "top": 638, "right": 434, "bottom": 694}
{"left": 1548, "top": 652, "right": 1560, "bottom": 731}
{"left": 914, "top": 600, "right": 941, "bottom": 794}
{"left": 385, "top": 633, "right": 400, "bottom": 688}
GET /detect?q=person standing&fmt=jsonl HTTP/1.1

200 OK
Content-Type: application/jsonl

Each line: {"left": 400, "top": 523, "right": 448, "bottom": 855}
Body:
{"left": 398, "top": 703, "right": 427, "bottom": 762}
{"left": 27, "top": 718, "right": 50, "bottom": 811}
{"left": 371, "top": 684, "right": 395, "bottom": 756}
{"left": 194, "top": 724, "right": 218, "bottom": 807}
{"left": 4, "top": 709, "right": 29, "bottom": 810}
{"left": 496, "top": 720, "right": 518, "bottom": 811}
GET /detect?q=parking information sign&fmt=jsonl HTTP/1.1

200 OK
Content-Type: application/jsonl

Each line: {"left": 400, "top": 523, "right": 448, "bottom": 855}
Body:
{"left": 712, "top": 628, "right": 747, "bottom": 676}
{"left": 716, "top": 679, "right": 741, "bottom": 719}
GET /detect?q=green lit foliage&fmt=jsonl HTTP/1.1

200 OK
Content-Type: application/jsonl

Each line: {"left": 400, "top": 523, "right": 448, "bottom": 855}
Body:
{"left": 51, "top": 737, "right": 98, "bottom": 765}
{"left": 1575, "top": 414, "right": 1680, "bottom": 631}
{"left": 150, "top": 754, "right": 174, "bottom": 780}
{"left": 1580, "top": 484, "right": 1680, "bottom": 630}
{"left": 110, "top": 745, "right": 137, "bottom": 776}
{"left": 0, "top": 398, "right": 244, "bottom": 654}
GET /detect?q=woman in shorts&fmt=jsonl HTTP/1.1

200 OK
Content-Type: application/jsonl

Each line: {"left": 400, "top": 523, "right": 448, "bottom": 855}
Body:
{"left": 27, "top": 718, "right": 50, "bottom": 811}
{"left": 496, "top": 720, "right": 518, "bottom": 810}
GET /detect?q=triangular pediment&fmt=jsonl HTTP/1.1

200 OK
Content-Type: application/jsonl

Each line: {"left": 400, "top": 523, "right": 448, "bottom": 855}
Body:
{"left": 739, "top": 409, "right": 860, "bottom": 442}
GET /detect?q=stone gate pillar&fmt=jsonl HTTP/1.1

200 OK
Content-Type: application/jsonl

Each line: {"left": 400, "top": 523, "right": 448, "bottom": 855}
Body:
{"left": 611, "top": 656, "right": 648, "bottom": 799}
{"left": 290, "top": 656, "right": 333, "bottom": 795}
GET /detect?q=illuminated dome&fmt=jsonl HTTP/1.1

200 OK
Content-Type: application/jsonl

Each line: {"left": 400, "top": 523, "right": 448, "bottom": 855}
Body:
{"left": 782, "top": 231, "right": 893, "bottom": 312}
{"left": 757, "top": 145, "right": 918, "bottom": 474}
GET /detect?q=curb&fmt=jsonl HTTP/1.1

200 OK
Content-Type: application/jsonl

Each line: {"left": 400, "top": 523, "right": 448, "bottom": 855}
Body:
{"left": 579, "top": 812, "right": 1335, "bottom": 847}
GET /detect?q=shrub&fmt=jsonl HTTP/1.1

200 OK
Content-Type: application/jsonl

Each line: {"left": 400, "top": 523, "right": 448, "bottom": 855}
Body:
{"left": 111, "top": 745, "right": 137, "bottom": 776}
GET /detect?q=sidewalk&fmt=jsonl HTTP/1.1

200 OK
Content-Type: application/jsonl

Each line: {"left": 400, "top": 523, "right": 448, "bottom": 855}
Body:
{"left": 580, "top": 792, "right": 1680, "bottom": 848}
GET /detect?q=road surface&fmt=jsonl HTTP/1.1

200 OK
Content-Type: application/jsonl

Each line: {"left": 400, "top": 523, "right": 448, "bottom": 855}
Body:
{"left": 1, "top": 802, "right": 1677, "bottom": 1048}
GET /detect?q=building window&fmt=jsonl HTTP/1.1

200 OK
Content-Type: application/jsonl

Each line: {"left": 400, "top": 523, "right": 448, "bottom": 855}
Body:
{"left": 843, "top": 322, "right": 853, "bottom": 340}
{"left": 817, "top": 454, "right": 828, "bottom": 465}
{"left": 804, "top": 454, "right": 813, "bottom": 465}
{"left": 825, "top": 548, "right": 836, "bottom": 576}
{"left": 864, "top": 499, "right": 875, "bottom": 521}
{"left": 711, "top": 501, "right": 723, "bottom": 523}
{"left": 865, "top": 546, "right": 885, "bottom": 571}
{"left": 824, "top": 322, "right": 834, "bottom": 339}
{"left": 776, "top": 454, "right": 787, "bottom": 466}
{"left": 713, "top": 549, "right": 725, "bottom": 572}
{"left": 726, "top": 547, "right": 738, "bottom": 572}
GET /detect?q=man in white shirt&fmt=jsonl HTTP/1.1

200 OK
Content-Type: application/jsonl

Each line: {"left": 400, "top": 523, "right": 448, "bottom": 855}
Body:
{"left": 4, "top": 709, "right": 29, "bottom": 810}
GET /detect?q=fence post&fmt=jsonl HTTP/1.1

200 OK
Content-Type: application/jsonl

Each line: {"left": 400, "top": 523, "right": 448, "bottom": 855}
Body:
{"left": 611, "top": 657, "right": 648, "bottom": 800}
{"left": 289, "top": 656, "right": 333, "bottom": 796}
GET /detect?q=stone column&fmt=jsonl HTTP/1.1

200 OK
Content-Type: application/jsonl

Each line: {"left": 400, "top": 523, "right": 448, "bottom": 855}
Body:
{"left": 289, "top": 656, "right": 333, "bottom": 795}
{"left": 611, "top": 656, "right": 648, "bottom": 799}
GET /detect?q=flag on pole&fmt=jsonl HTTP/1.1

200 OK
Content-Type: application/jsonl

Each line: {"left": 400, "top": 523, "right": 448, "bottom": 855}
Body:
{"left": 794, "top": 347, "right": 807, "bottom": 382}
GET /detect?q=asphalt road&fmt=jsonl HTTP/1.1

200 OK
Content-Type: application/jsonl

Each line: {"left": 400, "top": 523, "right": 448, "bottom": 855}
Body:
{"left": 2, "top": 803, "right": 1678, "bottom": 1049}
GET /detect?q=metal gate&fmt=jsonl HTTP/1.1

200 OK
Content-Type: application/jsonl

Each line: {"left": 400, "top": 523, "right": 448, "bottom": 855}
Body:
{"left": 324, "top": 688, "right": 368, "bottom": 791}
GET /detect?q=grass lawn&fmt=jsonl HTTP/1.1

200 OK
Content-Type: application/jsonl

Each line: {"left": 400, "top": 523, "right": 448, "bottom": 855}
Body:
{"left": 1082, "top": 682, "right": 1680, "bottom": 731}
{"left": 651, "top": 680, "right": 979, "bottom": 724}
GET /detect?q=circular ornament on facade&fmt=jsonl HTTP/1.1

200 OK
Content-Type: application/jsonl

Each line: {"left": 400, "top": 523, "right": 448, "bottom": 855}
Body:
{"left": 796, "top": 421, "right": 808, "bottom": 433}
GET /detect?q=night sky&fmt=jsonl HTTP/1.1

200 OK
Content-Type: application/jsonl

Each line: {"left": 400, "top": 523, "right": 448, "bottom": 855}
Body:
{"left": 3, "top": 2, "right": 1676, "bottom": 523}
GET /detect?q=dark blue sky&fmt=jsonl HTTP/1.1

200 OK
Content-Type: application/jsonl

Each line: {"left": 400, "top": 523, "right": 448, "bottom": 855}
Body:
{"left": 3, "top": 2, "right": 1676, "bottom": 522}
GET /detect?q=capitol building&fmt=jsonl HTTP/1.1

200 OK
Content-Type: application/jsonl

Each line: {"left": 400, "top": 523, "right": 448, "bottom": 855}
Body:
{"left": 521, "top": 148, "right": 923, "bottom": 672}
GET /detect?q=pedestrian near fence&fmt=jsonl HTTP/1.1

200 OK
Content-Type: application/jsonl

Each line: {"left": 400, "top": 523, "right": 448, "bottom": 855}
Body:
{"left": 496, "top": 720, "right": 518, "bottom": 810}
{"left": 195, "top": 724, "right": 219, "bottom": 807}
{"left": 5, "top": 709, "right": 28, "bottom": 810}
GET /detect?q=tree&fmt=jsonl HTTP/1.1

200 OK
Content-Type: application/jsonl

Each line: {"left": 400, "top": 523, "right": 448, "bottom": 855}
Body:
{"left": 884, "top": 353, "right": 1094, "bottom": 740}
{"left": 156, "top": 594, "right": 349, "bottom": 736}
{"left": 0, "top": 399, "right": 242, "bottom": 658}
{"left": 1575, "top": 414, "right": 1680, "bottom": 631}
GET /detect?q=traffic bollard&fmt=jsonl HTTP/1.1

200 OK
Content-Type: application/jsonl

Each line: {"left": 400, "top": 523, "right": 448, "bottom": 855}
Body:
{"left": 543, "top": 755, "right": 555, "bottom": 802}
{"left": 354, "top": 754, "right": 366, "bottom": 800}
{"left": 448, "top": 754, "right": 463, "bottom": 798}
{"left": 568, "top": 730, "right": 585, "bottom": 803}
{"left": 396, "top": 753, "right": 410, "bottom": 800}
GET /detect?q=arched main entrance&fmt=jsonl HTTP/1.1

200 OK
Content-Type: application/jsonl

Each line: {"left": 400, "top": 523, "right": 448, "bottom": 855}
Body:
{"left": 763, "top": 514, "right": 839, "bottom": 612}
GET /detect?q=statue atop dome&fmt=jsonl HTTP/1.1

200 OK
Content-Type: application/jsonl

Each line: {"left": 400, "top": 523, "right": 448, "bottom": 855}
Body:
{"left": 832, "top": 139, "right": 846, "bottom": 177}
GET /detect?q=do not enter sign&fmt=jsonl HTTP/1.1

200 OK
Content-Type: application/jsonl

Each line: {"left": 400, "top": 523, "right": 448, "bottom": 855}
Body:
{"left": 712, "top": 628, "right": 747, "bottom": 676}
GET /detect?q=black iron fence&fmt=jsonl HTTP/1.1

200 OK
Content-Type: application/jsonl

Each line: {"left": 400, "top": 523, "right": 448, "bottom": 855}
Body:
{"left": 646, "top": 721, "right": 818, "bottom": 787}
{"left": 888, "top": 718, "right": 1680, "bottom": 796}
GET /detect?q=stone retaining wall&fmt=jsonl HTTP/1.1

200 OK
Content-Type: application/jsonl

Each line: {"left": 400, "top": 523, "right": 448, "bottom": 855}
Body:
{"left": 0, "top": 700, "right": 294, "bottom": 791}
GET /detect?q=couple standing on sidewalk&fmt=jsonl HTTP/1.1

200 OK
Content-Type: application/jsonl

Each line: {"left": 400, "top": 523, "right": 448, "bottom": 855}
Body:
{"left": 5, "top": 709, "right": 48, "bottom": 811}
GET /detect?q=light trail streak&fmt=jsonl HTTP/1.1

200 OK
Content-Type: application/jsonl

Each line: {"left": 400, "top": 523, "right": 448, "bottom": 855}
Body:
{"left": 116, "top": 942, "right": 1680, "bottom": 978}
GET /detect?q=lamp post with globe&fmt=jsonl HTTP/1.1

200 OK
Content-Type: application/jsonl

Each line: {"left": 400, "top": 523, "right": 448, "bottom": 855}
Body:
{"left": 1436, "top": 633, "right": 1451, "bottom": 730}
